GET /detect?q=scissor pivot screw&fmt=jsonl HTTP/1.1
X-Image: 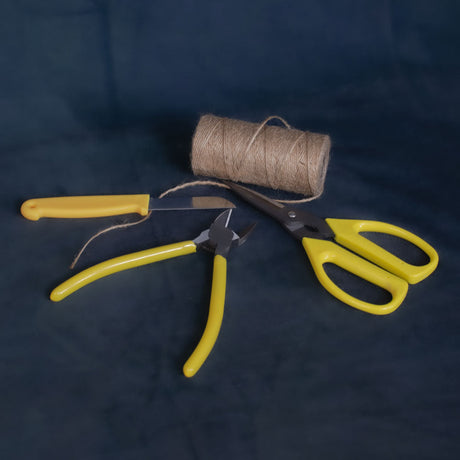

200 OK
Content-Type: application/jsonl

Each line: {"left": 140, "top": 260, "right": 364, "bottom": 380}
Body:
{"left": 288, "top": 211, "right": 296, "bottom": 219}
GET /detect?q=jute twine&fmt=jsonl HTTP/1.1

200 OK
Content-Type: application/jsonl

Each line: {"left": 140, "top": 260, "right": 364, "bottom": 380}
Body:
{"left": 70, "top": 115, "right": 331, "bottom": 268}
{"left": 191, "top": 114, "right": 330, "bottom": 196}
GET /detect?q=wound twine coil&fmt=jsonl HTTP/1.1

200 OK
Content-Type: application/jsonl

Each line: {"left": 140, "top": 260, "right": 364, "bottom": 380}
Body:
{"left": 190, "top": 114, "right": 331, "bottom": 197}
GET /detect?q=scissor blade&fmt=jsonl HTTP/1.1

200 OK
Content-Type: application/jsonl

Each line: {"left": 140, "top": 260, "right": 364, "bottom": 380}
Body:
{"left": 149, "top": 196, "right": 235, "bottom": 211}
{"left": 223, "top": 180, "right": 334, "bottom": 240}
{"left": 222, "top": 181, "right": 288, "bottom": 222}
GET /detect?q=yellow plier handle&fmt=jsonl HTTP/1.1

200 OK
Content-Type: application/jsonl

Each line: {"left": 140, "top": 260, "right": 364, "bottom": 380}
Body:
{"left": 50, "top": 242, "right": 228, "bottom": 378}
{"left": 183, "top": 254, "right": 227, "bottom": 378}
{"left": 50, "top": 241, "right": 197, "bottom": 301}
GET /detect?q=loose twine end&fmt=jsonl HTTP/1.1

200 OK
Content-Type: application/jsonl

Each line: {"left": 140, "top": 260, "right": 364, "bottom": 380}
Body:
{"left": 69, "top": 211, "right": 152, "bottom": 269}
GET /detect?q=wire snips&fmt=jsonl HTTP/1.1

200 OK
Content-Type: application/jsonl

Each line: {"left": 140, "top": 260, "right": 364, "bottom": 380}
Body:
{"left": 50, "top": 209, "right": 255, "bottom": 377}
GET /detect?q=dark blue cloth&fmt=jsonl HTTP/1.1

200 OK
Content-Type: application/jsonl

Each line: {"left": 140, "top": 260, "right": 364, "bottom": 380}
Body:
{"left": 1, "top": 1, "right": 459, "bottom": 458}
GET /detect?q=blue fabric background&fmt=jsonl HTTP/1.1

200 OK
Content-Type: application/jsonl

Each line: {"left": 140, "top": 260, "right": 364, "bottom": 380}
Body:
{"left": 1, "top": 1, "right": 459, "bottom": 459}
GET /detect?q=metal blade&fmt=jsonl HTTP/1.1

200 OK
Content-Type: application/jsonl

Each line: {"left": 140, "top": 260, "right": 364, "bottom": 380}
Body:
{"left": 236, "top": 223, "right": 257, "bottom": 246}
{"left": 224, "top": 208, "right": 232, "bottom": 227}
{"left": 223, "top": 180, "right": 285, "bottom": 210}
{"left": 207, "top": 209, "right": 238, "bottom": 256}
{"left": 222, "top": 180, "right": 288, "bottom": 223}
{"left": 223, "top": 180, "right": 334, "bottom": 241}
{"left": 149, "top": 196, "right": 235, "bottom": 211}
{"left": 211, "top": 209, "right": 233, "bottom": 229}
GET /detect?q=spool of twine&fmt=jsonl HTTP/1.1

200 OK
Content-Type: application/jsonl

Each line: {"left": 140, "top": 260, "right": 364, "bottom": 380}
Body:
{"left": 191, "top": 114, "right": 331, "bottom": 196}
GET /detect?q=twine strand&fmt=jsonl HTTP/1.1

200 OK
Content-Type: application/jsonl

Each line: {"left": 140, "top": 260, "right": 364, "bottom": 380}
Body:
{"left": 70, "top": 115, "right": 330, "bottom": 268}
{"left": 158, "top": 180, "right": 229, "bottom": 199}
{"left": 69, "top": 211, "right": 152, "bottom": 269}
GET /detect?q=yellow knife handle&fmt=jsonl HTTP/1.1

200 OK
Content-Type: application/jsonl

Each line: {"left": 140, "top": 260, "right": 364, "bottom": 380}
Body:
{"left": 326, "top": 219, "right": 439, "bottom": 284}
{"left": 21, "top": 195, "right": 151, "bottom": 220}
{"left": 50, "top": 241, "right": 197, "bottom": 301}
{"left": 183, "top": 254, "right": 227, "bottom": 378}
{"left": 302, "top": 237, "right": 409, "bottom": 315}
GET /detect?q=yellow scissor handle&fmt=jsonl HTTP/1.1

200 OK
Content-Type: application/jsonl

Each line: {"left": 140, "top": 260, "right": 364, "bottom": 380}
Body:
{"left": 21, "top": 195, "right": 151, "bottom": 220}
{"left": 326, "top": 219, "right": 438, "bottom": 284}
{"left": 183, "top": 254, "right": 227, "bottom": 378}
{"left": 50, "top": 240, "right": 197, "bottom": 301}
{"left": 302, "top": 237, "right": 409, "bottom": 315}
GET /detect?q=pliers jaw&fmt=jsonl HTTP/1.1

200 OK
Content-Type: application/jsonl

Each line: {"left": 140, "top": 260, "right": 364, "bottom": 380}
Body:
{"left": 48, "top": 207, "right": 255, "bottom": 378}
{"left": 194, "top": 209, "right": 256, "bottom": 257}
{"left": 184, "top": 209, "right": 255, "bottom": 377}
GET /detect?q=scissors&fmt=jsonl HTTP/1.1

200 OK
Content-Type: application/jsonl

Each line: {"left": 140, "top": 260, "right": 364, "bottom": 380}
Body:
{"left": 224, "top": 181, "right": 438, "bottom": 315}
{"left": 50, "top": 209, "right": 255, "bottom": 377}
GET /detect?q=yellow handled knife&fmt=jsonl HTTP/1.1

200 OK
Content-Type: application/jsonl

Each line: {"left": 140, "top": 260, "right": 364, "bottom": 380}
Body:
{"left": 20, "top": 195, "right": 235, "bottom": 220}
